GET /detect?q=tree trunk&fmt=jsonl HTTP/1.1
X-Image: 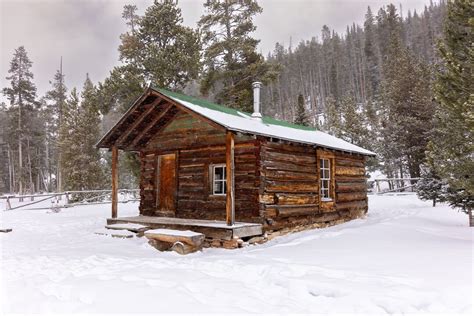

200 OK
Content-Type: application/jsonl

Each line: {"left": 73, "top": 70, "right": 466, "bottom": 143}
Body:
{"left": 469, "top": 208, "right": 473, "bottom": 227}
{"left": 432, "top": 199, "right": 436, "bottom": 207}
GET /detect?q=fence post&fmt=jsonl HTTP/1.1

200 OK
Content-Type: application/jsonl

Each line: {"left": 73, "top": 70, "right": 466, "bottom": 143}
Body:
{"left": 6, "top": 196, "right": 11, "bottom": 211}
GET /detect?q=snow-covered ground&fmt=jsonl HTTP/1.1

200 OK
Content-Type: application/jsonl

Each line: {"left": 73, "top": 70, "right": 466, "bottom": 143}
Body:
{"left": 1, "top": 195, "right": 472, "bottom": 314}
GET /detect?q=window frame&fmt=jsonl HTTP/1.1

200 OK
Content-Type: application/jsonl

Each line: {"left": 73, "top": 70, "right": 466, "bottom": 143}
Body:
{"left": 211, "top": 164, "right": 227, "bottom": 196}
{"left": 320, "top": 158, "right": 332, "bottom": 201}
{"left": 317, "top": 150, "right": 335, "bottom": 204}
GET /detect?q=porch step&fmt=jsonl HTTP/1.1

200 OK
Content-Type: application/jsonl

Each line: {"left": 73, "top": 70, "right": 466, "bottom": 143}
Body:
{"left": 107, "top": 216, "right": 263, "bottom": 240}
{"left": 145, "top": 229, "right": 205, "bottom": 255}
{"left": 105, "top": 223, "right": 150, "bottom": 235}
{"left": 95, "top": 228, "right": 135, "bottom": 239}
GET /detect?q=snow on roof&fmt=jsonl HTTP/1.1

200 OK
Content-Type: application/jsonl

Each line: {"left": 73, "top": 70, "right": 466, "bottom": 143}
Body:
{"left": 157, "top": 88, "right": 376, "bottom": 156}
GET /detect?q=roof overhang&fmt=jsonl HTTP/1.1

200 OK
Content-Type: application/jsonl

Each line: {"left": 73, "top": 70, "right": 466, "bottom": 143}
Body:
{"left": 97, "top": 87, "right": 376, "bottom": 157}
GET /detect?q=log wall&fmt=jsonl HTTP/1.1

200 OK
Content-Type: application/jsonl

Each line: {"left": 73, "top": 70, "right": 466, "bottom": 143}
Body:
{"left": 258, "top": 140, "right": 368, "bottom": 232}
{"left": 138, "top": 110, "right": 369, "bottom": 231}
{"left": 139, "top": 111, "right": 260, "bottom": 221}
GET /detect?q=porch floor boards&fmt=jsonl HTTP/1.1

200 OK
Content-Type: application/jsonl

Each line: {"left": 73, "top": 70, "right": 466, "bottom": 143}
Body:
{"left": 106, "top": 216, "right": 263, "bottom": 240}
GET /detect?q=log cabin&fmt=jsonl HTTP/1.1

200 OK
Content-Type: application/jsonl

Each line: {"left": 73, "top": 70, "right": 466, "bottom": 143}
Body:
{"left": 97, "top": 83, "right": 376, "bottom": 248}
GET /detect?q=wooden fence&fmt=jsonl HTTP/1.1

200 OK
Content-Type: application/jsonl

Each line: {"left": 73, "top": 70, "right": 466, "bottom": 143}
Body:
{"left": 0, "top": 189, "right": 139, "bottom": 211}
{"left": 368, "top": 178, "right": 421, "bottom": 194}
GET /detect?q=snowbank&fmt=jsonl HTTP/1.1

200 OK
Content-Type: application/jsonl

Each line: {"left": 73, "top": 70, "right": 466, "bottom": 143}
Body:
{"left": 0, "top": 195, "right": 472, "bottom": 314}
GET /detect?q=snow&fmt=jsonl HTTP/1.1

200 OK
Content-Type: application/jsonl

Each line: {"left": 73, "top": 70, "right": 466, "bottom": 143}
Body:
{"left": 1, "top": 195, "right": 472, "bottom": 314}
{"left": 145, "top": 229, "right": 203, "bottom": 237}
{"left": 105, "top": 223, "right": 148, "bottom": 230}
{"left": 170, "top": 96, "right": 376, "bottom": 156}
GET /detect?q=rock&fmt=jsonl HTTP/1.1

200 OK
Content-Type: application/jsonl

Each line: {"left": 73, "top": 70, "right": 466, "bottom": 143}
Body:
{"left": 222, "top": 239, "right": 239, "bottom": 249}
{"left": 210, "top": 240, "right": 222, "bottom": 247}
{"left": 247, "top": 236, "right": 266, "bottom": 244}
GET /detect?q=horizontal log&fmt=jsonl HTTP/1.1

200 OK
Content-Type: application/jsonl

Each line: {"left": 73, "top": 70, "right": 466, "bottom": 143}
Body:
{"left": 336, "top": 192, "right": 367, "bottom": 202}
{"left": 335, "top": 166, "right": 366, "bottom": 176}
{"left": 259, "top": 193, "right": 275, "bottom": 204}
{"left": 336, "top": 200, "right": 367, "bottom": 211}
{"left": 264, "top": 169, "right": 318, "bottom": 181}
{"left": 263, "top": 160, "right": 317, "bottom": 173}
{"left": 275, "top": 193, "right": 318, "bottom": 205}
{"left": 262, "top": 141, "right": 314, "bottom": 154}
{"left": 336, "top": 182, "right": 367, "bottom": 193}
{"left": 335, "top": 159, "right": 365, "bottom": 168}
{"left": 264, "top": 150, "right": 316, "bottom": 164}
{"left": 275, "top": 205, "right": 319, "bottom": 218}
{"left": 265, "top": 181, "right": 318, "bottom": 193}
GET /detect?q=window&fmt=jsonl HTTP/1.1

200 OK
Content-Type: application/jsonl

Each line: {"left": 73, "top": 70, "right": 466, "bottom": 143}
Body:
{"left": 212, "top": 164, "right": 226, "bottom": 195}
{"left": 320, "top": 158, "right": 331, "bottom": 200}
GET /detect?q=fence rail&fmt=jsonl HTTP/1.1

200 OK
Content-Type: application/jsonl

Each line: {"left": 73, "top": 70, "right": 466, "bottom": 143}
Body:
{"left": 368, "top": 178, "right": 421, "bottom": 194}
{"left": 0, "top": 189, "right": 139, "bottom": 211}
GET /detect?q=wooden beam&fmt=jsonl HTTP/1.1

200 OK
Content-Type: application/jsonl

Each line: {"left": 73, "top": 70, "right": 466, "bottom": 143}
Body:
{"left": 128, "top": 103, "right": 173, "bottom": 149}
{"left": 115, "top": 97, "right": 163, "bottom": 147}
{"left": 150, "top": 90, "right": 226, "bottom": 132}
{"left": 226, "top": 131, "right": 235, "bottom": 226}
{"left": 111, "top": 146, "right": 118, "bottom": 219}
{"left": 97, "top": 89, "right": 152, "bottom": 148}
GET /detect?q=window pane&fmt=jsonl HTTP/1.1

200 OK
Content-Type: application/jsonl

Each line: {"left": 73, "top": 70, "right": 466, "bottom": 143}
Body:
{"left": 323, "top": 180, "right": 329, "bottom": 189}
{"left": 215, "top": 166, "right": 225, "bottom": 180}
{"left": 215, "top": 181, "right": 226, "bottom": 194}
{"left": 324, "top": 169, "right": 330, "bottom": 179}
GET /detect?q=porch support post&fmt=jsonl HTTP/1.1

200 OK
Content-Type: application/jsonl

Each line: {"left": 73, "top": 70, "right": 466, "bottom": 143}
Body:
{"left": 111, "top": 146, "right": 118, "bottom": 219}
{"left": 226, "top": 131, "right": 235, "bottom": 226}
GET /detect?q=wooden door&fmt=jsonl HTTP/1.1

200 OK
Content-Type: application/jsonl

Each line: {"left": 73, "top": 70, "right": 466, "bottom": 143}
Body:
{"left": 156, "top": 153, "right": 177, "bottom": 216}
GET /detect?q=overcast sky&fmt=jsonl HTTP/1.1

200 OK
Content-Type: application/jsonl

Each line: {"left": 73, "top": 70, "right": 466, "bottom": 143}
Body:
{"left": 1, "top": 0, "right": 431, "bottom": 101}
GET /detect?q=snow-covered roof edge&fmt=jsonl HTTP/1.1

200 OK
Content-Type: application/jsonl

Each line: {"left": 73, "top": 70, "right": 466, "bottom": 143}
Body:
{"left": 156, "top": 88, "right": 376, "bottom": 157}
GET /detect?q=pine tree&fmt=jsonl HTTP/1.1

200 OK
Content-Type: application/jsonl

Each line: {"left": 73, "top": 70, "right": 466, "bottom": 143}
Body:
{"left": 322, "top": 96, "right": 342, "bottom": 137}
{"left": 2, "top": 46, "right": 39, "bottom": 195}
{"left": 429, "top": 0, "right": 473, "bottom": 220}
{"left": 364, "top": 6, "right": 380, "bottom": 99}
{"left": 100, "top": 0, "right": 201, "bottom": 114}
{"left": 294, "top": 94, "right": 309, "bottom": 126}
{"left": 378, "top": 6, "right": 435, "bottom": 179}
{"left": 199, "top": 0, "right": 278, "bottom": 112}
{"left": 44, "top": 61, "right": 67, "bottom": 192}
{"left": 340, "top": 95, "right": 368, "bottom": 147}
{"left": 416, "top": 144, "right": 447, "bottom": 207}
{"left": 61, "top": 77, "right": 105, "bottom": 192}
{"left": 416, "top": 172, "right": 446, "bottom": 207}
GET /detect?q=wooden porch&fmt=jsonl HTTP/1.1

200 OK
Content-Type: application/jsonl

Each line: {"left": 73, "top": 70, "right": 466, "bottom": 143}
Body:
{"left": 106, "top": 216, "right": 263, "bottom": 241}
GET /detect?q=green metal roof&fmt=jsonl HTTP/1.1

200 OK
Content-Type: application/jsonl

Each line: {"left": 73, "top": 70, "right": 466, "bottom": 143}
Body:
{"left": 156, "top": 87, "right": 316, "bottom": 132}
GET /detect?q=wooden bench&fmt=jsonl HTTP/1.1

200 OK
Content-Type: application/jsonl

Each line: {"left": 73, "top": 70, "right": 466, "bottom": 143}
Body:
{"left": 145, "top": 229, "right": 205, "bottom": 254}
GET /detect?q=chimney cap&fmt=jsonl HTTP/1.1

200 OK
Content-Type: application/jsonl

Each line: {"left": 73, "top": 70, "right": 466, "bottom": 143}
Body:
{"left": 252, "top": 81, "right": 262, "bottom": 88}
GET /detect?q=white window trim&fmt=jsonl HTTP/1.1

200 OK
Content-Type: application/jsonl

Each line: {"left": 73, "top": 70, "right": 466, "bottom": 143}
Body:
{"left": 211, "top": 164, "right": 226, "bottom": 196}
{"left": 320, "top": 158, "right": 332, "bottom": 201}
